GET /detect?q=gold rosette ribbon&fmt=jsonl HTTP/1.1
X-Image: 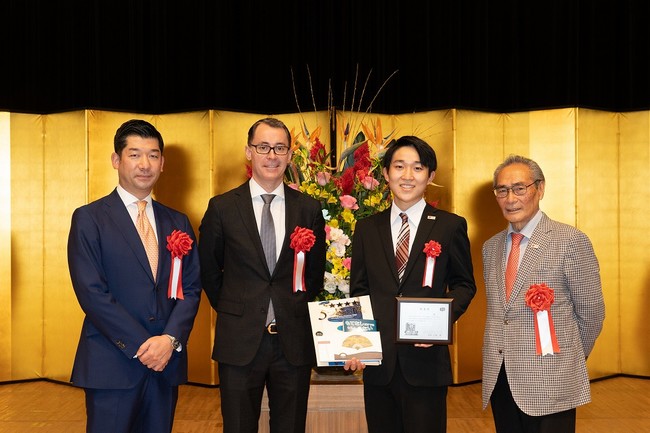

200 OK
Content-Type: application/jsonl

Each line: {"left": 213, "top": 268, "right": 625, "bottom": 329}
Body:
{"left": 289, "top": 227, "right": 316, "bottom": 293}
{"left": 422, "top": 240, "right": 442, "bottom": 287}
{"left": 525, "top": 283, "right": 560, "bottom": 355}
{"left": 166, "top": 230, "right": 193, "bottom": 300}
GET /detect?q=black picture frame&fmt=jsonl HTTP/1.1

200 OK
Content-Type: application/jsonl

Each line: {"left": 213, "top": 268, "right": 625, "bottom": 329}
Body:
{"left": 395, "top": 297, "right": 453, "bottom": 344}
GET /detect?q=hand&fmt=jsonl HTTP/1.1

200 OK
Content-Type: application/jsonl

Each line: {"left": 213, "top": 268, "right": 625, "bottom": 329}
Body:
{"left": 343, "top": 357, "right": 366, "bottom": 371}
{"left": 136, "top": 335, "right": 174, "bottom": 371}
{"left": 414, "top": 343, "right": 434, "bottom": 348}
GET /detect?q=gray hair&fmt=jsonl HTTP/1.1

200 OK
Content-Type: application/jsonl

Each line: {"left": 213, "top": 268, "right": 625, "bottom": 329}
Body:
{"left": 493, "top": 154, "right": 545, "bottom": 188}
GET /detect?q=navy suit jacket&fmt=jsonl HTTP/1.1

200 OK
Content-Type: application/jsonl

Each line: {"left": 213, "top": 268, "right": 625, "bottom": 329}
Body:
{"left": 68, "top": 189, "right": 201, "bottom": 389}
{"left": 350, "top": 203, "right": 477, "bottom": 387}
{"left": 198, "top": 182, "right": 327, "bottom": 367}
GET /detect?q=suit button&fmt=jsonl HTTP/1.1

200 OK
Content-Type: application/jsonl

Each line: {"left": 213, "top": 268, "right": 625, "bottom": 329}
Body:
{"left": 498, "top": 349, "right": 503, "bottom": 354}
{"left": 148, "top": 317, "right": 155, "bottom": 322}
{"left": 503, "top": 320, "right": 510, "bottom": 325}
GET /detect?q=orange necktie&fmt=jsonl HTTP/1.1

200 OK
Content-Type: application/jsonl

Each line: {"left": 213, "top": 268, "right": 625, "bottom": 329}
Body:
{"left": 136, "top": 200, "right": 158, "bottom": 280}
{"left": 505, "top": 233, "right": 524, "bottom": 301}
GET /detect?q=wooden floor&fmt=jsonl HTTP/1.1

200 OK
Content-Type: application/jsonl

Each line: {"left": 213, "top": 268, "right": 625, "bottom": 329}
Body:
{"left": 0, "top": 375, "right": 648, "bottom": 432}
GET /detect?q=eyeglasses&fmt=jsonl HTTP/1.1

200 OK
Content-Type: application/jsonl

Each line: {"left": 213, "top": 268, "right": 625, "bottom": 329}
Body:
{"left": 493, "top": 180, "right": 540, "bottom": 198}
{"left": 249, "top": 144, "right": 290, "bottom": 155}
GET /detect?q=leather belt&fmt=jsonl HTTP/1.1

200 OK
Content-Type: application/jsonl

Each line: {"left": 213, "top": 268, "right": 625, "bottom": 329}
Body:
{"left": 267, "top": 323, "right": 278, "bottom": 334}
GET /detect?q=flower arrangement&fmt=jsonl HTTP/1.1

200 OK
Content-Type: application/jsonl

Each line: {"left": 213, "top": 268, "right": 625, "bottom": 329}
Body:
{"left": 286, "top": 117, "right": 396, "bottom": 300}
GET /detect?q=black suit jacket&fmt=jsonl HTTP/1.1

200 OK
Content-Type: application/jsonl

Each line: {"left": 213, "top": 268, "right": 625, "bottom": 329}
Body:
{"left": 350, "top": 203, "right": 476, "bottom": 387}
{"left": 68, "top": 189, "right": 202, "bottom": 389}
{"left": 199, "top": 182, "right": 327, "bottom": 366}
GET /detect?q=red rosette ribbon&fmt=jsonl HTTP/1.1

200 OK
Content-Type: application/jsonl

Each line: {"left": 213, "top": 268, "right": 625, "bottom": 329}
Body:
{"left": 422, "top": 240, "right": 442, "bottom": 287}
{"left": 166, "top": 230, "right": 193, "bottom": 300}
{"left": 289, "top": 226, "right": 316, "bottom": 293}
{"left": 525, "top": 283, "right": 560, "bottom": 356}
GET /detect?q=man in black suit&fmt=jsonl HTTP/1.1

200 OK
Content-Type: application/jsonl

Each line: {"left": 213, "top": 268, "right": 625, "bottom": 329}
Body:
{"left": 198, "top": 117, "right": 327, "bottom": 433}
{"left": 346, "top": 136, "right": 476, "bottom": 433}
{"left": 68, "top": 119, "right": 202, "bottom": 433}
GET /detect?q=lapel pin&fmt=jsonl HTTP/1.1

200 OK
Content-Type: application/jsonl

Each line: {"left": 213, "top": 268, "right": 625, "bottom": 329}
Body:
{"left": 530, "top": 243, "right": 540, "bottom": 249}
{"left": 427, "top": 215, "right": 436, "bottom": 220}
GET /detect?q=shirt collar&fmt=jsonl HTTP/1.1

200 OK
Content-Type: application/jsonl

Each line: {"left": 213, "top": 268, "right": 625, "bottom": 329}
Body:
{"left": 249, "top": 178, "right": 285, "bottom": 200}
{"left": 508, "top": 209, "right": 543, "bottom": 239}
{"left": 116, "top": 184, "right": 152, "bottom": 207}
{"left": 390, "top": 198, "right": 427, "bottom": 224}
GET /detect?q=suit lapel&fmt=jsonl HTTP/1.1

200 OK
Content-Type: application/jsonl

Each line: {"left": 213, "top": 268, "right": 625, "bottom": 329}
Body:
{"left": 234, "top": 183, "right": 272, "bottom": 276}
{"left": 401, "top": 204, "right": 438, "bottom": 284}
{"left": 376, "top": 209, "right": 399, "bottom": 284}
{"left": 494, "top": 230, "right": 509, "bottom": 306}
{"left": 104, "top": 190, "right": 156, "bottom": 282}
{"left": 281, "top": 187, "right": 299, "bottom": 264}
{"left": 152, "top": 201, "right": 174, "bottom": 284}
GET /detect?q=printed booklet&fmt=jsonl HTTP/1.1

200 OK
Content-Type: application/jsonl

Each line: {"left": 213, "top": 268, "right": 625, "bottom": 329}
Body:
{"left": 307, "top": 295, "right": 383, "bottom": 366}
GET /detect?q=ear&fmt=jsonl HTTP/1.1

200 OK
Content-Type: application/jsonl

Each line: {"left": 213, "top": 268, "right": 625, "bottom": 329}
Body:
{"left": 245, "top": 145, "right": 252, "bottom": 161}
{"left": 382, "top": 166, "right": 389, "bottom": 182}
{"left": 111, "top": 152, "right": 120, "bottom": 169}
{"left": 160, "top": 155, "right": 165, "bottom": 172}
{"left": 537, "top": 180, "right": 545, "bottom": 200}
{"left": 428, "top": 170, "right": 436, "bottom": 184}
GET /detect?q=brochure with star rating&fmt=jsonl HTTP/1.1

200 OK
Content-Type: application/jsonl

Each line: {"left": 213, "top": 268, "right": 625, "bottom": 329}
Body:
{"left": 308, "top": 295, "right": 383, "bottom": 366}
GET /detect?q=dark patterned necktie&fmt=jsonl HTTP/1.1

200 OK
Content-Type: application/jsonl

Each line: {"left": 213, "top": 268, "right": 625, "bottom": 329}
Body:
{"left": 395, "top": 212, "right": 410, "bottom": 281}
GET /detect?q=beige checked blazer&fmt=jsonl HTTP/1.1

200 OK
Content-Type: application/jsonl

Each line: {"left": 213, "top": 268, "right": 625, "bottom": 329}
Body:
{"left": 481, "top": 212, "right": 605, "bottom": 416}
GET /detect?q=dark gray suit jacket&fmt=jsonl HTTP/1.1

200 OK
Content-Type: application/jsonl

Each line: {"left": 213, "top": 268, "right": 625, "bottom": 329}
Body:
{"left": 199, "top": 182, "right": 327, "bottom": 366}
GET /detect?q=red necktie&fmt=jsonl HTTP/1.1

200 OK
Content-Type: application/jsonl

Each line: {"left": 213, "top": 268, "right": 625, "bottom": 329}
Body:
{"left": 395, "top": 213, "right": 410, "bottom": 281}
{"left": 505, "top": 233, "right": 524, "bottom": 300}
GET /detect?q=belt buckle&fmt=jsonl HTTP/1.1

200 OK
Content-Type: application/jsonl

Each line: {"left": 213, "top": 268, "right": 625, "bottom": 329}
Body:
{"left": 267, "top": 323, "right": 278, "bottom": 334}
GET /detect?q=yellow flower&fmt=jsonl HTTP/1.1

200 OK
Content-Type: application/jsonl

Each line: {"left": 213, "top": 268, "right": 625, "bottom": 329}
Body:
{"left": 341, "top": 208, "right": 356, "bottom": 225}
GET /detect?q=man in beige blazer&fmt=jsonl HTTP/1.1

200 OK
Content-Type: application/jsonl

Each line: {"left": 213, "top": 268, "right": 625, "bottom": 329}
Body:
{"left": 482, "top": 155, "right": 605, "bottom": 433}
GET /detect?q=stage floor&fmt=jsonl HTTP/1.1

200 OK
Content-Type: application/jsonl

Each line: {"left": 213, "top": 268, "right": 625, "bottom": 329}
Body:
{"left": 0, "top": 375, "right": 648, "bottom": 432}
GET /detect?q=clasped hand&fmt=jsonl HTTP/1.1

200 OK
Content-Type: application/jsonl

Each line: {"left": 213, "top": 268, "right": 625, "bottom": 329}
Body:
{"left": 136, "top": 335, "right": 174, "bottom": 371}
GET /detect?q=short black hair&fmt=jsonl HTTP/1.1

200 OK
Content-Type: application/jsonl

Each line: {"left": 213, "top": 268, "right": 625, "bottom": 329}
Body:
{"left": 114, "top": 119, "right": 164, "bottom": 155}
{"left": 382, "top": 135, "right": 437, "bottom": 173}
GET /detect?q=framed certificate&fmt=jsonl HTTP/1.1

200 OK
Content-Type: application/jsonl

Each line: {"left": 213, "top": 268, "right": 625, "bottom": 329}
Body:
{"left": 395, "top": 297, "right": 453, "bottom": 344}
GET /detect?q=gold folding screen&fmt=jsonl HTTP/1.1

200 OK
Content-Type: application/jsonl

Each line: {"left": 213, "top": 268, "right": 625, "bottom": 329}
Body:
{"left": 2, "top": 108, "right": 647, "bottom": 385}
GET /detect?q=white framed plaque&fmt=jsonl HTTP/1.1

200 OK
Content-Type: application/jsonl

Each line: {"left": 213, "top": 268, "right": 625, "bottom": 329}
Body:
{"left": 395, "top": 297, "right": 453, "bottom": 344}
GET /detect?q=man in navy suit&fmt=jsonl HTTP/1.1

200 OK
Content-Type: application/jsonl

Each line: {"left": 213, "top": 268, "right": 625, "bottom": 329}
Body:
{"left": 346, "top": 136, "right": 477, "bottom": 433}
{"left": 199, "top": 118, "right": 326, "bottom": 433}
{"left": 68, "top": 119, "right": 202, "bottom": 433}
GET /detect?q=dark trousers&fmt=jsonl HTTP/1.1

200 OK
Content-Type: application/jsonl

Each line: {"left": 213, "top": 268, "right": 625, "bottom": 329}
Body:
{"left": 490, "top": 363, "right": 576, "bottom": 433}
{"left": 363, "top": 362, "right": 448, "bottom": 433}
{"left": 84, "top": 371, "right": 178, "bottom": 433}
{"left": 218, "top": 331, "right": 312, "bottom": 433}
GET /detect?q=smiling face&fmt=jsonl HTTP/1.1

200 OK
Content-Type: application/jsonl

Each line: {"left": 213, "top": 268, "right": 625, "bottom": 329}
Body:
{"left": 111, "top": 135, "right": 164, "bottom": 199}
{"left": 383, "top": 145, "right": 435, "bottom": 211}
{"left": 245, "top": 123, "right": 292, "bottom": 192}
{"left": 495, "top": 162, "right": 545, "bottom": 231}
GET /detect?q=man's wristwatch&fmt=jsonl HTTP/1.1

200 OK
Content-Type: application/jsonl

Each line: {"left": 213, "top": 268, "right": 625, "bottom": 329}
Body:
{"left": 166, "top": 334, "right": 181, "bottom": 351}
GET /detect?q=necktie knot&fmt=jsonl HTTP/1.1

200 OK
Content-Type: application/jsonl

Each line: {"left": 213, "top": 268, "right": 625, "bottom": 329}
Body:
{"left": 262, "top": 194, "right": 275, "bottom": 205}
{"left": 511, "top": 232, "right": 524, "bottom": 246}
{"left": 400, "top": 212, "right": 408, "bottom": 224}
{"left": 137, "top": 200, "right": 147, "bottom": 213}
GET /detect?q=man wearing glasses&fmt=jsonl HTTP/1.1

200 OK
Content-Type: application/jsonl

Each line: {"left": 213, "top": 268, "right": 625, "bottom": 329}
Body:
{"left": 481, "top": 154, "right": 605, "bottom": 433}
{"left": 199, "top": 118, "right": 326, "bottom": 433}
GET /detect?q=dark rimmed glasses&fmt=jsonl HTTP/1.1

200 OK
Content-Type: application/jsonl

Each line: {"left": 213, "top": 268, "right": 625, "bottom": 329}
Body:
{"left": 249, "top": 143, "right": 290, "bottom": 155}
{"left": 493, "top": 180, "right": 541, "bottom": 198}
